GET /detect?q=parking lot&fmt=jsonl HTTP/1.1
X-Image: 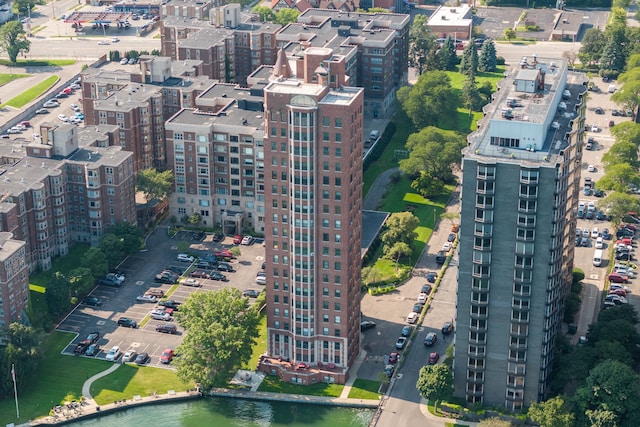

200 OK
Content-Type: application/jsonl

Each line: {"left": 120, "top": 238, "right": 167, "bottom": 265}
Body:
{"left": 57, "top": 229, "right": 266, "bottom": 368}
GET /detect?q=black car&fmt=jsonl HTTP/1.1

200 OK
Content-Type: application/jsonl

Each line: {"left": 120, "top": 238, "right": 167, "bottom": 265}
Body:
{"left": 413, "top": 303, "right": 424, "bottom": 314}
{"left": 242, "top": 289, "right": 261, "bottom": 298}
{"left": 212, "top": 233, "right": 224, "bottom": 242}
{"left": 594, "top": 189, "right": 605, "bottom": 198}
{"left": 195, "top": 260, "right": 215, "bottom": 270}
{"left": 163, "top": 265, "right": 185, "bottom": 275}
{"left": 98, "top": 277, "right": 121, "bottom": 287}
{"left": 191, "top": 231, "right": 205, "bottom": 241}
{"left": 135, "top": 352, "right": 149, "bottom": 365}
{"left": 447, "top": 233, "right": 456, "bottom": 242}
{"left": 210, "top": 272, "right": 228, "bottom": 281}
{"left": 360, "top": 320, "right": 376, "bottom": 331}
{"left": 86, "top": 331, "right": 101, "bottom": 344}
{"left": 117, "top": 317, "right": 137, "bottom": 328}
{"left": 442, "top": 321, "right": 454, "bottom": 335}
{"left": 435, "top": 251, "right": 446, "bottom": 265}
{"left": 155, "top": 272, "right": 179, "bottom": 284}
{"left": 426, "top": 272, "right": 437, "bottom": 283}
{"left": 156, "top": 324, "right": 177, "bottom": 334}
{"left": 217, "top": 262, "right": 234, "bottom": 272}
{"left": 82, "top": 296, "right": 102, "bottom": 306}
{"left": 594, "top": 107, "right": 604, "bottom": 114}
{"left": 73, "top": 340, "right": 91, "bottom": 355}
{"left": 85, "top": 344, "right": 100, "bottom": 357}
{"left": 158, "top": 300, "right": 181, "bottom": 310}
{"left": 421, "top": 284, "right": 432, "bottom": 294}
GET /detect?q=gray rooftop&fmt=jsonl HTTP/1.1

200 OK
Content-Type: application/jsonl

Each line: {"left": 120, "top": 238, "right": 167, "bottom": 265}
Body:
{"left": 0, "top": 231, "right": 24, "bottom": 262}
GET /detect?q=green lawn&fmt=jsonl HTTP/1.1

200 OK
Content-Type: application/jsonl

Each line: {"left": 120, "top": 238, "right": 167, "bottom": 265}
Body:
{"left": 0, "top": 59, "right": 76, "bottom": 67}
{"left": 3, "top": 75, "right": 59, "bottom": 108}
{"left": 0, "top": 73, "right": 29, "bottom": 86}
{"left": 29, "top": 244, "right": 90, "bottom": 287}
{"left": 0, "top": 331, "right": 106, "bottom": 426}
{"left": 257, "top": 375, "right": 344, "bottom": 397}
{"left": 90, "top": 364, "right": 190, "bottom": 405}
{"left": 347, "top": 379, "right": 381, "bottom": 399}
{"left": 243, "top": 313, "right": 267, "bottom": 371}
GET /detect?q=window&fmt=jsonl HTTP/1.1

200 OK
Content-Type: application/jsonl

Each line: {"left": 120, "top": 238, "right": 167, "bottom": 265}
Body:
{"left": 335, "top": 118, "right": 342, "bottom": 128}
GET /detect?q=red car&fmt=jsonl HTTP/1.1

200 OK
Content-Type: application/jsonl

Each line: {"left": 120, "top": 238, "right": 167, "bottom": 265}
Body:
{"left": 609, "top": 288, "right": 627, "bottom": 297}
{"left": 608, "top": 273, "right": 629, "bottom": 283}
{"left": 189, "top": 270, "right": 210, "bottom": 279}
{"left": 233, "top": 235, "right": 242, "bottom": 244}
{"left": 214, "top": 250, "right": 233, "bottom": 260}
{"left": 389, "top": 352, "right": 399, "bottom": 364}
{"left": 160, "top": 348, "right": 174, "bottom": 364}
{"left": 428, "top": 352, "right": 439, "bottom": 365}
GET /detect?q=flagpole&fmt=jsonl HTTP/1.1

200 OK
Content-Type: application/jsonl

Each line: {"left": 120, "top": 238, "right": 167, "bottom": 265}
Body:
{"left": 12, "top": 364, "right": 19, "bottom": 419}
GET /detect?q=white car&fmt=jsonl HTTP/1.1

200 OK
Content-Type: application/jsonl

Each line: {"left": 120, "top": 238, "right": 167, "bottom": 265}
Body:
{"left": 578, "top": 201, "right": 586, "bottom": 210}
{"left": 105, "top": 345, "right": 121, "bottom": 362}
{"left": 70, "top": 104, "right": 80, "bottom": 111}
{"left": 122, "top": 349, "right": 137, "bottom": 363}
{"left": 587, "top": 201, "right": 596, "bottom": 212}
{"left": 136, "top": 294, "right": 158, "bottom": 303}
{"left": 595, "top": 237, "right": 604, "bottom": 249}
{"left": 591, "top": 228, "right": 599, "bottom": 238}
{"left": 241, "top": 236, "right": 254, "bottom": 245}
{"left": 417, "top": 293, "right": 428, "bottom": 304}
{"left": 582, "top": 229, "right": 590, "bottom": 238}
{"left": 182, "top": 278, "right": 202, "bottom": 287}
{"left": 120, "top": 58, "right": 129, "bottom": 65}
{"left": 149, "top": 309, "right": 171, "bottom": 321}
{"left": 407, "top": 312, "right": 419, "bottom": 324}
{"left": 256, "top": 275, "right": 266, "bottom": 285}
{"left": 587, "top": 164, "right": 596, "bottom": 172}
{"left": 591, "top": 124, "right": 599, "bottom": 132}
{"left": 615, "top": 267, "right": 636, "bottom": 278}
{"left": 43, "top": 101, "right": 59, "bottom": 108}
{"left": 111, "top": 37, "right": 120, "bottom": 43}
{"left": 610, "top": 283, "right": 631, "bottom": 292}
{"left": 58, "top": 114, "right": 68, "bottom": 122}
{"left": 442, "top": 242, "right": 452, "bottom": 252}
{"left": 106, "top": 272, "right": 125, "bottom": 285}
{"left": 97, "top": 40, "right": 110, "bottom": 45}
{"left": 177, "top": 253, "right": 195, "bottom": 263}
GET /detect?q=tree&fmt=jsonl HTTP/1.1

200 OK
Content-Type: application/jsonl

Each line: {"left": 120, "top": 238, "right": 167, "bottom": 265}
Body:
{"left": 434, "top": 36, "right": 457, "bottom": 71}
{"left": 251, "top": 5, "right": 275, "bottom": 22}
{"left": 136, "top": 169, "right": 174, "bottom": 203}
{"left": 109, "top": 222, "right": 144, "bottom": 255}
{"left": 45, "top": 272, "right": 71, "bottom": 318}
{"left": 587, "top": 318, "right": 640, "bottom": 354}
{"left": 408, "top": 15, "right": 437, "bottom": 75}
{"left": 528, "top": 396, "right": 575, "bottom": 427}
{"left": 612, "top": 79, "right": 640, "bottom": 115}
{"left": 462, "top": 72, "right": 482, "bottom": 113}
{"left": 478, "top": 39, "right": 497, "bottom": 73}
{"left": 610, "top": 122, "right": 640, "bottom": 147}
{"left": 0, "top": 21, "right": 30, "bottom": 64}
{"left": 80, "top": 247, "right": 108, "bottom": 279}
{"left": 503, "top": 28, "right": 516, "bottom": 41}
{"left": 0, "top": 324, "right": 42, "bottom": 398}
{"left": 400, "top": 71, "right": 459, "bottom": 129}
{"left": 415, "top": 364, "right": 452, "bottom": 412}
{"left": 598, "top": 163, "right": 639, "bottom": 192}
{"left": 99, "top": 234, "right": 126, "bottom": 269}
{"left": 601, "top": 141, "right": 639, "bottom": 169}
{"left": 599, "top": 36, "right": 627, "bottom": 72}
{"left": 562, "top": 50, "right": 578, "bottom": 69}
{"left": 459, "top": 42, "right": 478, "bottom": 76}
{"left": 15, "top": 0, "right": 45, "bottom": 15}
{"left": 399, "top": 127, "right": 465, "bottom": 184}
{"left": 174, "top": 288, "right": 260, "bottom": 389}
{"left": 381, "top": 212, "right": 419, "bottom": 252}
{"left": 579, "top": 28, "right": 606, "bottom": 68}
{"left": 409, "top": 171, "right": 446, "bottom": 198}
{"left": 574, "top": 360, "right": 640, "bottom": 427}
{"left": 275, "top": 9, "right": 299, "bottom": 25}
{"left": 597, "top": 303, "right": 639, "bottom": 325}
{"left": 188, "top": 213, "right": 202, "bottom": 225}
{"left": 598, "top": 192, "right": 640, "bottom": 227}
{"left": 68, "top": 267, "right": 94, "bottom": 297}
{"left": 585, "top": 409, "right": 619, "bottom": 427}
{"left": 384, "top": 242, "right": 412, "bottom": 264}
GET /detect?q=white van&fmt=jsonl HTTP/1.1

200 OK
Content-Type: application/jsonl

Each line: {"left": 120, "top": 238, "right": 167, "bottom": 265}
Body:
{"left": 593, "top": 249, "right": 603, "bottom": 267}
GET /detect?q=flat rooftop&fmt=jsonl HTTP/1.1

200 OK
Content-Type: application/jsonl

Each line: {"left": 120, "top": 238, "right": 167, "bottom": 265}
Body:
{"left": 428, "top": 5, "right": 472, "bottom": 27}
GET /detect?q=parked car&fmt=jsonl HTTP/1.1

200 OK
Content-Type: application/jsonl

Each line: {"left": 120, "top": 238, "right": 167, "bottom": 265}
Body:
{"left": 149, "top": 309, "right": 172, "bottom": 321}
{"left": 413, "top": 303, "right": 424, "bottom": 313}
{"left": 135, "top": 352, "right": 149, "bottom": 365}
{"left": 256, "top": 275, "right": 266, "bottom": 285}
{"left": 442, "top": 242, "right": 452, "bottom": 252}
{"left": 155, "top": 271, "right": 179, "bottom": 284}
{"left": 98, "top": 276, "right": 121, "bottom": 287}
{"left": 609, "top": 288, "right": 627, "bottom": 297}
{"left": 442, "top": 322, "right": 454, "bottom": 335}
{"left": 435, "top": 251, "right": 447, "bottom": 264}
{"left": 217, "top": 262, "right": 235, "bottom": 272}
{"left": 424, "top": 332, "right": 438, "bottom": 346}
{"left": 388, "top": 352, "right": 399, "bottom": 364}
{"left": 395, "top": 337, "right": 407, "bottom": 349}
{"left": 105, "top": 346, "right": 121, "bottom": 362}
{"left": 241, "top": 236, "right": 254, "bottom": 245}
{"left": 428, "top": 352, "right": 440, "bottom": 365}
{"left": 189, "top": 270, "right": 210, "bottom": 279}
{"left": 233, "top": 235, "right": 242, "bottom": 244}
{"left": 182, "top": 278, "right": 202, "bottom": 287}
{"left": 74, "top": 340, "right": 91, "bottom": 355}
{"left": 156, "top": 323, "right": 178, "bottom": 334}
{"left": 384, "top": 364, "right": 395, "bottom": 378}
{"left": 407, "top": 312, "right": 419, "bottom": 324}
{"left": 421, "top": 284, "right": 432, "bottom": 294}
{"left": 85, "top": 344, "right": 100, "bottom": 357}
{"left": 145, "top": 289, "right": 165, "bottom": 298}
{"left": 117, "top": 317, "right": 137, "bottom": 328}
{"left": 426, "top": 272, "right": 437, "bottom": 283}
{"left": 210, "top": 272, "right": 228, "bottom": 281}
{"left": 158, "top": 300, "right": 182, "bottom": 310}
{"left": 417, "top": 292, "right": 428, "bottom": 304}
{"left": 214, "top": 250, "right": 233, "bottom": 260}
{"left": 160, "top": 348, "right": 174, "bottom": 364}
{"left": 401, "top": 325, "right": 413, "bottom": 337}
{"left": 595, "top": 237, "right": 604, "bottom": 249}
{"left": 243, "top": 289, "right": 261, "bottom": 298}
{"left": 608, "top": 273, "right": 629, "bottom": 283}
{"left": 82, "top": 296, "right": 102, "bottom": 306}
{"left": 177, "top": 253, "right": 195, "bottom": 263}
{"left": 360, "top": 320, "right": 376, "bottom": 331}
{"left": 35, "top": 108, "right": 50, "bottom": 114}
{"left": 136, "top": 294, "right": 158, "bottom": 303}
{"left": 122, "top": 350, "right": 137, "bottom": 363}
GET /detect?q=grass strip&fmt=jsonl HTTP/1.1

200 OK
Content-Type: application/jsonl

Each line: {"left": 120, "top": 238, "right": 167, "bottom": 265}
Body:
{"left": 347, "top": 379, "right": 381, "bottom": 399}
{"left": 3, "top": 75, "right": 59, "bottom": 108}
{"left": 257, "top": 375, "right": 344, "bottom": 397}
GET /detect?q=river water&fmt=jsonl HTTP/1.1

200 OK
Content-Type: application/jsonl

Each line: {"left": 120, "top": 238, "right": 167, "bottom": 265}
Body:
{"left": 66, "top": 397, "right": 374, "bottom": 426}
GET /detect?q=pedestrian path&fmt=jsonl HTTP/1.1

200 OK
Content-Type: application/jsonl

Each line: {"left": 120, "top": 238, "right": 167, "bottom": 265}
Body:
{"left": 339, "top": 350, "right": 368, "bottom": 398}
{"left": 82, "top": 362, "right": 120, "bottom": 399}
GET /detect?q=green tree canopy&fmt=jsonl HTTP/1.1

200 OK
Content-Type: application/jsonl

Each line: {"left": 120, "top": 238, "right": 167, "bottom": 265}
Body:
{"left": 399, "top": 126, "right": 465, "bottom": 183}
{"left": 381, "top": 212, "right": 419, "bottom": 252}
{"left": 68, "top": 267, "right": 95, "bottom": 297}
{"left": 99, "top": 234, "right": 126, "bottom": 269}
{"left": 275, "top": 9, "right": 299, "bottom": 25}
{"left": 601, "top": 141, "right": 639, "bottom": 169}
{"left": 528, "top": 396, "right": 575, "bottom": 427}
{"left": 610, "top": 122, "right": 640, "bottom": 147}
{"left": 598, "top": 192, "right": 640, "bottom": 227}
{"left": 0, "top": 21, "right": 30, "bottom": 64}
{"left": 598, "top": 163, "right": 639, "bottom": 192}
{"left": 586, "top": 318, "right": 640, "bottom": 355}
{"left": 434, "top": 36, "right": 457, "bottom": 71}
{"left": 80, "top": 247, "right": 109, "bottom": 279}
{"left": 136, "top": 169, "right": 174, "bottom": 203}
{"left": 109, "top": 222, "right": 144, "bottom": 255}
{"left": 384, "top": 241, "right": 412, "bottom": 262}
{"left": 459, "top": 42, "right": 478, "bottom": 76}
{"left": 45, "top": 272, "right": 71, "bottom": 318}
{"left": 612, "top": 79, "right": 640, "bottom": 113}
{"left": 408, "top": 15, "right": 436, "bottom": 75}
{"left": 478, "top": 39, "right": 497, "bottom": 72}
{"left": 400, "top": 71, "right": 459, "bottom": 129}
{"left": 174, "top": 288, "right": 260, "bottom": 389}
{"left": 416, "top": 364, "right": 452, "bottom": 408}
{"left": 578, "top": 28, "right": 605, "bottom": 67}
{"left": 0, "top": 324, "right": 42, "bottom": 397}
{"left": 251, "top": 5, "right": 275, "bottom": 22}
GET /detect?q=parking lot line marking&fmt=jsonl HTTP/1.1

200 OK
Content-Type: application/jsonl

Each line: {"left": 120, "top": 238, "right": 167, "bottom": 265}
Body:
{"left": 96, "top": 320, "right": 106, "bottom": 326}
{"left": 135, "top": 281, "right": 144, "bottom": 286}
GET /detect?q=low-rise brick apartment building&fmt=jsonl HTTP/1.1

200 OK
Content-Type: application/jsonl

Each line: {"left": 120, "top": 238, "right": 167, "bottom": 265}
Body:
{"left": 0, "top": 231, "right": 28, "bottom": 328}
{"left": 0, "top": 124, "right": 136, "bottom": 273}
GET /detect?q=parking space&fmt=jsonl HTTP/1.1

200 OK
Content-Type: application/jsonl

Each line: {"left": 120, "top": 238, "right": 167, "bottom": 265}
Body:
{"left": 57, "top": 229, "right": 266, "bottom": 367}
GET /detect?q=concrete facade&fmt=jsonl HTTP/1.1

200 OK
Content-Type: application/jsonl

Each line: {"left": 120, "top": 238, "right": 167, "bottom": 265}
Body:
{"left": 427, "top": 5, "right": 473, "bottom": 40}
{"left": 454, "top": 57, "right": 586, "bottom": 409}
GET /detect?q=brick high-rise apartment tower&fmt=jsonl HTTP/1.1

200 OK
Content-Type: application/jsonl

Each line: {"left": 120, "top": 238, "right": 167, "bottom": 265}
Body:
{"left": 259, "top": 47, "right": 364, "bottom": 384}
